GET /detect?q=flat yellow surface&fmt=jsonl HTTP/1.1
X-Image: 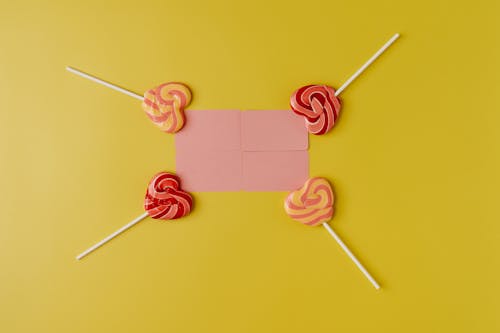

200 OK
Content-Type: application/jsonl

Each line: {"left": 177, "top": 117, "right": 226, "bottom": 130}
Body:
{"left": 1, "top": 0, "right": 499, "bottom": 332}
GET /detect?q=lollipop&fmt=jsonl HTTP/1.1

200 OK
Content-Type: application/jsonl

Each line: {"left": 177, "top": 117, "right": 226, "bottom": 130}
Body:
{"left": 142, "top": 83, "right": 191, "bottom": 133}
{"left": 76, "top": 172, "right": 193, "bottom": 260}
{"left": 291, "top": 85, "right": 341, "bottom": 135}
{"left": 291, "top": 33, "right": 400, "bottom": 135}
{"left": 66, "top": 67, "right": 191, "bottom": 133}
{"left": 285, "top": 177, "right": 380, "bottom": 289}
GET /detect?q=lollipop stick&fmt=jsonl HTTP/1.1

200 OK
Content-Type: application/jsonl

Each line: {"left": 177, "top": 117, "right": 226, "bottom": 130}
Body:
{"left": 322, "top": 222, "right": 380, "bottom": 290}
{"left": 66, "top": 66, "right": 144, "bottom": 101}
{"left": 335, "top": 33, "right": 400, "bottom": 96}
{"left": 76, "top": 212, "right": 149, "bottom": 260}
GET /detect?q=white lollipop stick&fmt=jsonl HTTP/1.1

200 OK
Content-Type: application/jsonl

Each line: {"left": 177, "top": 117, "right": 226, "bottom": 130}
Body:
{"left": 335, "top": 33, "right": 400, "bottom": 96}
{"left": 322, "top": 222, "right": 380, "bottom": 290}
{"left": 66, "top": 66, "right": 144, "bottom": 101}
{"left": 76, "top": 212, "right": 149, "bottom": 260}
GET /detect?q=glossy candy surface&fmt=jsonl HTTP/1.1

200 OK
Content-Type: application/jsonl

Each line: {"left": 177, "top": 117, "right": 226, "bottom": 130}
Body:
{"left": 290, "top": 85, "right": 341, "bottom": 135}
{"left": 142, "top": 82, "right": 192, "bottom": 133}
{"left": 284, "top": 177, "right": 334, "bottom": 226}
{"left": 144, "top": 172, "right": 193, "bottom": 220}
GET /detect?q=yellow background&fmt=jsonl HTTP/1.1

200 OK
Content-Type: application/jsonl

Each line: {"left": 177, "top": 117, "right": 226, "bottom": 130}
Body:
{"left": 1, "top": 0, "right": 499, "bottom": 332}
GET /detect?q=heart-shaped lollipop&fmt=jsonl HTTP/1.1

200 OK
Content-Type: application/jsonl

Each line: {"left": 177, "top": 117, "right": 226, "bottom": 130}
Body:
{"left": 144, "top": 172, "right": 193, "bottom": 219}
{"left": 76, "top": 172, "right": 193, "bottom": 260}
{"left": 290, "top": 33, "right": 400, "bottom": 135}
{"left": 142, "top": 83, "right": 192, "bottom": 133}
{"left": 284, "top": 177, "right": 334, "bottom": 226}
{"left": 65, "top": 66, "right": 192, "bottom": 134}
{"left": 285, "top": 177, "right": 380, "bottom": 289}
{"left": 290, "top": 85, "right": 341, "bottom": 135}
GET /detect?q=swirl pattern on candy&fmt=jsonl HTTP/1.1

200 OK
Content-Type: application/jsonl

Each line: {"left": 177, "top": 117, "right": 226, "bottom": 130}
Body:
{"left": 284, "top": 177, "right": 334, "bottom": 226}
{"left": 142, "top": 82, "right": 192, "bottom": 133}
{"left": 144, "top": 172, "right": 193, "bottom": 220}
{"left": 290, "top": 85, "right": 341, "bottom": 135}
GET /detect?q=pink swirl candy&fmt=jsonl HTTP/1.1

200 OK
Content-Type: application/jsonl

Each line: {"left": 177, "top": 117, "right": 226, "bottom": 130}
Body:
{"left": 290, "top": 85, "right": 342, "bottom": 135}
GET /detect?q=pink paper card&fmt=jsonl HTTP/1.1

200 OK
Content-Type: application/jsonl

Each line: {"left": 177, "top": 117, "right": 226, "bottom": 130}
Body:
{"left": 175, "top": 110, "right": 241, "bottom": 151}
{"left": 241, "top": 110, "right": 308, "bottom": 151}
{"left": 176, "top": 149, "right": 242, "bottom": 192}
{"left": 242, "top": 151, "right": 309, "bottom": 191}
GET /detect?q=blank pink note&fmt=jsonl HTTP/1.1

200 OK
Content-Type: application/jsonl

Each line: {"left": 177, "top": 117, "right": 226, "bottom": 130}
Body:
{"left": 242, "top": 151, "right": 309, "bottom": 191}
{"left": 175, "top": 110, "right": 241, "bottom": 151}
{"left": 176, "top": 149, "right": 242, "bottom": 192}
{"left": 242, "top": 110, "right": 308, "bottom": 151}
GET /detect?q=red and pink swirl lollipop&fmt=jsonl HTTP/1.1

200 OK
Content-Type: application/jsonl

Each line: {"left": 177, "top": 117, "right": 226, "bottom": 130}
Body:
{"left": 76, "top": 172, "right": 193, "bottom": 260}
{"left": 291, "top": 33, "right": 399, "bottom": 135}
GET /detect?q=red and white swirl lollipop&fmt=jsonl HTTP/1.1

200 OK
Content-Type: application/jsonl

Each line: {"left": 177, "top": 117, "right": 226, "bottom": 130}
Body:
{"left": 285, "top": 177, "right": 380, "bottom": 289}
{"left": 66, "top": 67, "right": 191, "bottom": 133}
{"left": 291, "top": 85, "right": 341, "bottom": 135}
{"left": 76, "top": 172, "right": 193, "bottom": 260}
{"left": 291, "top": 33, "right": 399, "bottom": 135}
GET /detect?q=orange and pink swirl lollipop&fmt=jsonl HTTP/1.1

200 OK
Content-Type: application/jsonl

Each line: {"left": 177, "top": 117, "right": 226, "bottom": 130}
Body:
{"left": 285, "top": 177, "right": 380, "bottom": 289}
{"left": 142, "top": 83, "right": 192, "bottom": 133}
{"left": 76, "top": 172, "right": 193, "bottom": 260}
{"left": 284, "top": 177, "right": 334, "bottom": 226}
{"left": 65, "top": 67, "right": 191, "bottom": 134}
{"left": 290, "top": 33, "right": 399, "bottom": 135}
